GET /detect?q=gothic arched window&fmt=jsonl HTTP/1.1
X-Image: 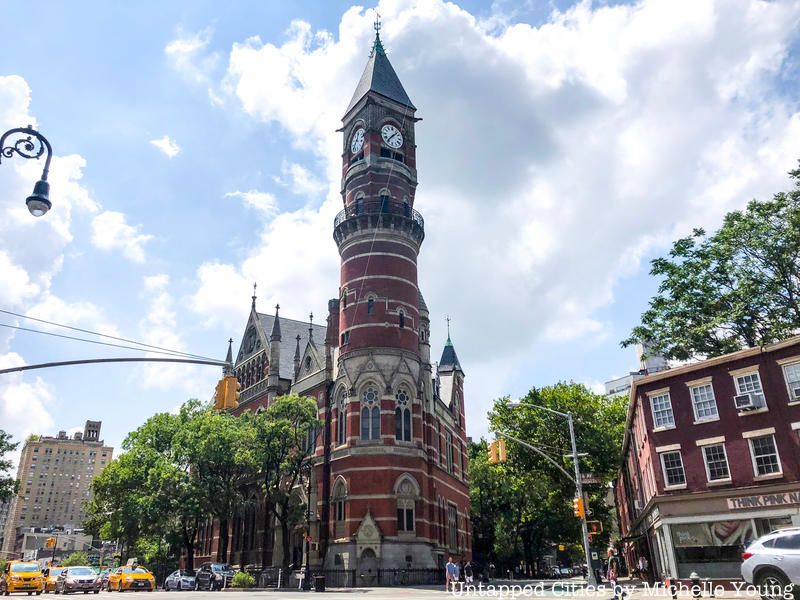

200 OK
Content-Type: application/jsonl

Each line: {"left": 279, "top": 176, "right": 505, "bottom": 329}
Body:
{"left": 367, "top": 297, "right": 375, "bottom": 315}
{"left": 332, "top": 479, "right": 347, "bottom": 538}
{"left": 399, "top": 311, "right": 405, "bottom": 329}
{"left": 360, "top": 386, "right": 380, "bottom": 441}
{"left": 395, "top": 388, "right": 411, "bottom": 442}
{"left": 395, "top": 476, "right": 417, "bottom": 534}
{"left": 337, "top": 391, "right": 347, "bottom": 446}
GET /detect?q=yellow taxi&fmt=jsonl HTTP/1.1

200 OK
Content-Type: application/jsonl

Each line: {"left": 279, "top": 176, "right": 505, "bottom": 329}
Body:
{"left": 0, "top": 560, "right": 44, "bottom": 595}
{"left": 106, "top": 566, "right": 155, "bottom": 592}
{"left": 42, "top": 567, "right": 63, "bottom": 593}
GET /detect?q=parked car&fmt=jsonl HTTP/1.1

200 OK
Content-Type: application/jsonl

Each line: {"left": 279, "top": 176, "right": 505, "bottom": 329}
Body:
{"left": 55, "top": 566, "right": 101, "bottom": 594}
{"left": 43, "top": 568, "right": 63, "bottom": 594}
{"left": 742, "top": 528, "right": 800, "bottom": 600}
{"left": 163, "top": 571, "right": 195, "bottom": 591}
{"left": 194, "top": 564, "right": 234, "bottom": 591}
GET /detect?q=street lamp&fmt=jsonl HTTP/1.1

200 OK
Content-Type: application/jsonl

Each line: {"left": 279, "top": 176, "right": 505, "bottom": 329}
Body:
{"left": 0, "top": 125, "right": 54, "bottom": 216}
{"left": 505, "top": 401, "right": 599, "bottom": 586}
{"left": 301, "top": 426, "right": 321, "bottom": 592}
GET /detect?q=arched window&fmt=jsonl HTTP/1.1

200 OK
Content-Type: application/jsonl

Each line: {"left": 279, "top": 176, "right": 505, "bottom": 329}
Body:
{"left": 399, "top": 311, "right": 405, "bottom": 329}
{"left": 360, "top": 386, "right": 380, "bottom": 441}
{"left": 379, "top": 189, "right": 390, "bottom": 212}
{"left": 395, "top": 476, "right": 417, "bottom": 534}
{"left": 332, "top": 479, "right": 347, "bottom": 538}
{"left": 367, "top": 296, "right": 375, "bottom": 315}
{"left": 395, "top": 388, "right": 411, "bottom": 442}
{"left": 305, "top": 356, "right": 312, "bottom": 371}
{"left": 337, "top": 391, "right": 347, "bottom": 446}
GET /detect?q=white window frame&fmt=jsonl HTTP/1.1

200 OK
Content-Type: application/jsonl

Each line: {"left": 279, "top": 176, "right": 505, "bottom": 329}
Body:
{"left": 650, "top": 392, "right": 675, "bottom": 429}
{"left": 689, "top": 383, "right": 719, "bottom": 423}
{"left": 782, "top": 360, "right": 800, "bottom": 403}
{"left": 701, "top": 443, "right": 730, "bottom": 482}
{"left": 734, "top": 371, "right": 766, "bottom": 407}
{"left": 659, "top": 450, "right": 686, "bottom": 488}
{"left": 748, "top": 434, "right": 782, "bottom": 477}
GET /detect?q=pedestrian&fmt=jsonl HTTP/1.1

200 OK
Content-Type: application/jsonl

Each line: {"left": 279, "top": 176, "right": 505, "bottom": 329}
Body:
{"left": 638, "top": 555, "right": 649, "bottom": 583}
{"left": 445, "top": 556, "right": 458, "bottom": 591}
{"left": 459, "top": 561, "right": 466, "bottom": 584}
{"left": 464, "top": 561, "right": 474, "bottom": 587}
{"left": 489, "top": 562, "right": 496, "bottom": 580}
{"left": 607, "top": 550, "right": 626, "bottom": 600}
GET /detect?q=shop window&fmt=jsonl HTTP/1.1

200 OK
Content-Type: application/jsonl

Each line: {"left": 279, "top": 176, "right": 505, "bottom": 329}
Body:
{"left": 748, "top": 435, "right": 781, "bottom": 476}
{"left": 650, "top": 393, "right": 675, "bottom": 428}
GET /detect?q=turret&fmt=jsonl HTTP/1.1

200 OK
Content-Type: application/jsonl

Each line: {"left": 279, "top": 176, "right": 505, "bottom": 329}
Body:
{"left": 267, "top": 303, "right": 282, "bottom": 404}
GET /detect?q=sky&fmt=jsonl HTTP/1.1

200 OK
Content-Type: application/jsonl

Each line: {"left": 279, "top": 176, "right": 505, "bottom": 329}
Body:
{"left": 1, "top": 0, "right": 799, "bottom": 467}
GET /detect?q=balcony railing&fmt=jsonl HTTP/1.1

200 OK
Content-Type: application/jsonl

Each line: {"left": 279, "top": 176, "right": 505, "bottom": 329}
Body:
{"left": 334, "top": 198, "right": 424, "bottom": 230}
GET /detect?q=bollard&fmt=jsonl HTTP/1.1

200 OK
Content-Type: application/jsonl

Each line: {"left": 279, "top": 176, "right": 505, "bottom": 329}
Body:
{"left": 690, "top": 572, "right": 701, "bottom": 599}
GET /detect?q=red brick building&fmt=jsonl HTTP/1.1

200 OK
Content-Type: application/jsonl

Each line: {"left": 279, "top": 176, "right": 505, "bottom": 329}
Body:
{"left": 615, "top": 336, "right": 800, "bottom": 580}
{"left": 194, "top": 27, "right": 471, "bottom": 578}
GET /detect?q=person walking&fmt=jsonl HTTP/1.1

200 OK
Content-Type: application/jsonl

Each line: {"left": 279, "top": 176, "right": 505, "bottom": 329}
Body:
{"left": 464, "top": 561, "right": 474, "bottom": 587}
{"left": 445, "top": 557, "right": 458, "bottom": 591}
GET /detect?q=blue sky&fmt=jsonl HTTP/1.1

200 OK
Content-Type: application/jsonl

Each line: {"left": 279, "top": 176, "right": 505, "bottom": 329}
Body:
{"left": 1, "top": 0, "right": 799, "bottom": 463}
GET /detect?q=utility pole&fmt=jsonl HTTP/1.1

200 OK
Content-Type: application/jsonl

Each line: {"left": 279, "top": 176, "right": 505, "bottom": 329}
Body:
{"left": 567, "top": 412, "right": 598, "bottom": 587}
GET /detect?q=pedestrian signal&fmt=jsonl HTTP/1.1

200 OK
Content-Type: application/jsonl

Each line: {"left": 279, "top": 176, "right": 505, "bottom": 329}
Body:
{"left": 587, "top": 520, "right": 603, "bottom": 534}
{"left": 572, "top": 497, "right": 585, "bottom": 518}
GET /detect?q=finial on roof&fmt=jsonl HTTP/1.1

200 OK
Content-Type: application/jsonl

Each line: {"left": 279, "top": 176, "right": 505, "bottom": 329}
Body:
{"left": 446, "top": 315, "right": 451, "bottom": 343}
{"left": 270, "top": 304, "right": 282, "bottom": 341}
{"left": 309, "top": 312, "right": 314, "bottom": 341}
{"left": 294, "top": 334, "right": 301, "bottom": 360}
{"left": 252, "top": 282, "right": 257, "bottom": 309}
{"left": 224, "top": 338, "right": 233, "bottom": 375}
{"left": 370, "top": 12, "right": 385, "bottom": 57}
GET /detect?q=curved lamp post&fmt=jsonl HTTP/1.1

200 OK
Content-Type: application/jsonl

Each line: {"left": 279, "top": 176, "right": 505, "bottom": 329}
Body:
{"left": 0, "top": 125, "right": 54, "bottom": 216}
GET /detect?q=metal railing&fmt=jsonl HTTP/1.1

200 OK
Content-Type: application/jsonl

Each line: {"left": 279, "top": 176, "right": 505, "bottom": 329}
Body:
{"left": 334, "top": 199, "right": 424, "bottom": 229}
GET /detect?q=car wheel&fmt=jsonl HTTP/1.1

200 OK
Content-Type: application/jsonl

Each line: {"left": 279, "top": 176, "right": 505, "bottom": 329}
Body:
{"left": 756, "top": 570, "right": 793, "bottom": 600}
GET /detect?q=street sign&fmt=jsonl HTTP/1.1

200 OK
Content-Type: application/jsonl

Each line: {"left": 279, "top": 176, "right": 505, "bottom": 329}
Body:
{"left": 581, "top": 474, "right": 602, "bottom": 484}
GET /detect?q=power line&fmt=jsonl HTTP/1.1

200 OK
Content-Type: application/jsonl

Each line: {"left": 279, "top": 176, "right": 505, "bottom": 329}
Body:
{"left": 0, "top": 307, "right": 219, "bottom": 362}
{"left": 0, "top": 322, "right": 217, "bottom": 361}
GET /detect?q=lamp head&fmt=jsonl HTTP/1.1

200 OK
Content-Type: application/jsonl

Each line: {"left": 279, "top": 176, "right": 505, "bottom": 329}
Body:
{"left": 26, "top": 179, "right": 51, "bottom": 217}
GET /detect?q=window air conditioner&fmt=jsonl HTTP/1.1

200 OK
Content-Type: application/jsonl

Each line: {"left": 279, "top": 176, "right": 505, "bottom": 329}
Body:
{"left": 633, "top": 499, "right": 643, "bottom": 510}
{"left": 734, "top": 393, "right": 756, "bottom": 410}
{"left": 792, "top": 387, "right": 800, "bottom": 400}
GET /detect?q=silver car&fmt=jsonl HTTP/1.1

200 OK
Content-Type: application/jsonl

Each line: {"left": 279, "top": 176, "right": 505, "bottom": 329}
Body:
{"left": 741, "top": 528, "right": 800, "bottom": 600}
{"left": 55, "top": 566, "right": 101, "bottom": 594}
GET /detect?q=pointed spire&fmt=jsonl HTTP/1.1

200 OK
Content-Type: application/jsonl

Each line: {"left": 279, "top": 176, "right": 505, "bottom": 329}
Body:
{"left": 439, "top": 317, "right": 463, "bottom": 374}
{"left": 294, "top": 334, "right": 302, "bottom": 361}
{"left": 308, "top": 312, "right": 314, "bottom": 342}
{"left": 224, "top": 338, "right": 233, "bottom": 376}
{"left": 251, "top": 282, "right": 257, "bottom": 310}
{"left": 270, "top": 304, "right": 282, "bottom": 341}
{"left": 446, "top": 315, "right": 451, "bottom": 343}
{"left": 344, "top": 15, "right": 415, "bottom": 116}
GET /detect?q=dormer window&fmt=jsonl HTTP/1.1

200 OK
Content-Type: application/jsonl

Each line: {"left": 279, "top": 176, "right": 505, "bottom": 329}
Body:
{"left": 305, "top": 356, "right": 312, "bottom": 371}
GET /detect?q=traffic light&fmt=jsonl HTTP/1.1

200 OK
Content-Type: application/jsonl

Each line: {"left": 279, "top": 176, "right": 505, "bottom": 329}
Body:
{"left": 214, "top": 377, "right": 228, "bottom": 411}
{"left": 488, "top": 439, "right": 508, "bottom": 465}
{"left": 572, "top": 496, "right": 585, "bottom": 518}
{"left": 46, "top": 537, "right": 56, "bottom": 548}
{"left": 587, "top": 520, "right": 603, "bottom": 534}
{"left": 223, "top": 375, "right": 241, "bottom": 409}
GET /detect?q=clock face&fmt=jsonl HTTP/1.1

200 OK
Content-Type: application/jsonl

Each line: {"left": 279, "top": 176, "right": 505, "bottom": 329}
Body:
{"left": 350, "top": 128, "right": 365, "bottom": 154}
{"left": 381, "top": 124, "right": 403, "bottom": 149}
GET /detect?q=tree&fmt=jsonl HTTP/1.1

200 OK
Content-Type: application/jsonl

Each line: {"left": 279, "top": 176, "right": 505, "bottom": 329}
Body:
{"left": 623, "top": 165, "right": 800, "bottom": 360}
{"left": 0, "top": 430, "right": 19, "bottom": 501}
{"left": 478, "top": 383, "right": 627, "bottom": 573}
{"left": 250, "top": 395, "right": 321, "bottom": 570}
{"left": 61, "top": 552, "right": 89, "bottom": 567}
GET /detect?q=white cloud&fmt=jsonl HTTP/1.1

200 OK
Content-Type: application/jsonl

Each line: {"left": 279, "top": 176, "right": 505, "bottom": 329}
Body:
{"left": 225, "top": 190, "right": 279, "bottom": 215}
{"left": 91, "top": 211, "right": 154, "bottom": 263}
{"left": 187, "top": 0, "right": 800, "bottom": 436}
{"left": 165, "top": 27, "right": 221, "bottom": 103}
{"left": 149, "top": 135, "right": 181, "bottom": 158}
{"left": 273, "top": 160, "right": 327, "bottom": 196}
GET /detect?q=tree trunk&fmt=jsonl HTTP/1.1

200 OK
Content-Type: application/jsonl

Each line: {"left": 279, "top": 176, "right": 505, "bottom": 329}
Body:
{"left": 261, "top": 498, "right": 271, "bottom": 569}
{"left": 218, "top": 518, "right": 229, "bottom": 563}
{"left": 280, "top": 517, "right": 291, "bottom": 570}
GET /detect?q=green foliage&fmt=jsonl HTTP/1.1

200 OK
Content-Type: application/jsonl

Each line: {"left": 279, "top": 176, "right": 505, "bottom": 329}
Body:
{"left": 624, "top": 164, "right": 800, "bottom": 360}
{"left": 474, "top": 383, "right": 627, "bottom": 572}
{"left": 61, "top": 552, "right": 89, "bottom": 567}
{"left": 84, "top": 394, "right": 321, "bottom": 571}
{"left": 230, "top": 571, "right": 256, "bottom": 588}
{"left": 0, "top": 430, "right": 19, "bottom": 501}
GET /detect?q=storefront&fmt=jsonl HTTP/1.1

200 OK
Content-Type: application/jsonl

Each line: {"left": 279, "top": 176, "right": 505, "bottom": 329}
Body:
{"left": 635, "top": 485, "right": 800, "bottom": 579}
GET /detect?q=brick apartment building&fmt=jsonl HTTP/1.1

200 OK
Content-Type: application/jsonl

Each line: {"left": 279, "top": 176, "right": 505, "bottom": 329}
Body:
{"left": 1, "top": 421, "right": 113, "bottom": 558}
{"left": 615, "top": 336, "right": 800, "bottom": 579}
{"left": 193, "top": 26, "right": 471, "bottom": 578}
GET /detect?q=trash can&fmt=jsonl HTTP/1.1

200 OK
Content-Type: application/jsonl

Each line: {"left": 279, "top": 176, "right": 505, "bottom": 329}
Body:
{"left": 314, "top": 576, "right": 325, "bottom": 592}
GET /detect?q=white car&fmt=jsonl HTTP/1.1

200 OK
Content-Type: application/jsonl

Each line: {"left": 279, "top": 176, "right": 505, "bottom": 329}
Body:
{"left": 741, "top": 528, "right": 800, "bottom": 600}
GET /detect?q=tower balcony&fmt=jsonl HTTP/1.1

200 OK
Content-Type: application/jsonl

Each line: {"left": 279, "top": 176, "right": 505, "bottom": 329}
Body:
{"left": 333, "top": 198, "right": 425, "bottom": 246}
